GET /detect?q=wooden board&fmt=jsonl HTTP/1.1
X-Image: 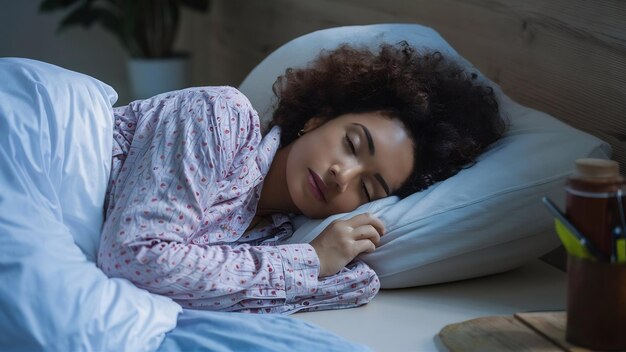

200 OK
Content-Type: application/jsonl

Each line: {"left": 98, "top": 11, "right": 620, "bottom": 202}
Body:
{"left": 515, "top": 312, "right": 590, "bottom": 352}
{"left": 438, "top": 315, "right": 563, "bottom": 351}
{"left": 438, "top": 312, "right": 596, "bottom": 352}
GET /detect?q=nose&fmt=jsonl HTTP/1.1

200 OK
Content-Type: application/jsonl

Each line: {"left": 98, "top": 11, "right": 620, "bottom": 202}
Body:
{"left": 330, "top": 162, "right": 361, "bottom": 193}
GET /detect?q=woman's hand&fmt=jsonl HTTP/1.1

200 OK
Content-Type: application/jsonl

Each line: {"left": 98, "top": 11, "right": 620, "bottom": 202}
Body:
{"left": 310, "top": 213, "right": 385, "bottom": 278}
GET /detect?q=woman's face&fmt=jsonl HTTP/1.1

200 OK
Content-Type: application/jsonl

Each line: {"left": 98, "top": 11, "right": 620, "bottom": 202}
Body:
{"left": 285, "top": 111, "right": 414, "bottom": 219}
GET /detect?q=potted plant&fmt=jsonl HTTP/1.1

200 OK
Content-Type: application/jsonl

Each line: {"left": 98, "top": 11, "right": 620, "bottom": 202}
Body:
{"left": 40, "top": 0, "right": 211, "bottom": 99}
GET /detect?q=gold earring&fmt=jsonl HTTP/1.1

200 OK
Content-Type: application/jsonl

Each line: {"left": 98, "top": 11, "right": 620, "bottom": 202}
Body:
{"left": 298, "top": 129, "right": 305, "bottom": 137}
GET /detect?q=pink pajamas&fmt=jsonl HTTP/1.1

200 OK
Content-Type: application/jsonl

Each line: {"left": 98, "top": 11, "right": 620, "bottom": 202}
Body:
{"left": 97, "top": 87, "right": 379, "bottom": 314}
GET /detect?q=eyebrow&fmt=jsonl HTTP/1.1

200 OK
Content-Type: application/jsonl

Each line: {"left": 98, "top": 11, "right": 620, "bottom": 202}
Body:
{"left": 352, "top": 123, "right": 390, "bottom": 196}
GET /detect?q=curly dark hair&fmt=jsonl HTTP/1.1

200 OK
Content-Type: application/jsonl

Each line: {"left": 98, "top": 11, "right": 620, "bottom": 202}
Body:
{"left": 269, "top": 42, "right": 507, "bottom": 198}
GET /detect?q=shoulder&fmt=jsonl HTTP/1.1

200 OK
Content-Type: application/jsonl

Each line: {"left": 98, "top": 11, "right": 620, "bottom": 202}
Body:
{"left": 171, "top": 86, "right": 260, "bottom": 134}
{"left": 215, "top": 86, "right": 254, "bottom": 111}
{"left": 180, "top": 86, "right": 255, "bottom": 114}
{"left": 213, "top": 87, "right": 260, "bottom": 138}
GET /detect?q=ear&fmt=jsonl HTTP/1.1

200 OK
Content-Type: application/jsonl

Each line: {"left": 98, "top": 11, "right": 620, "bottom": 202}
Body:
{"left": 303, "top": 116, "right": 325, "bottom": 132}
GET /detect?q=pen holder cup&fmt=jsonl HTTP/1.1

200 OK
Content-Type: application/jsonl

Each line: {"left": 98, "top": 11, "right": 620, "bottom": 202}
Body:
{"left": 566, "top": 255, "right": 626, "bottom": 350}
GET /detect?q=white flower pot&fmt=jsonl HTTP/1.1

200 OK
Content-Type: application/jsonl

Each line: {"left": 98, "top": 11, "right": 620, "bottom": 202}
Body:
{"left": 127, "top": 57, "right": 190, "bottom": 100}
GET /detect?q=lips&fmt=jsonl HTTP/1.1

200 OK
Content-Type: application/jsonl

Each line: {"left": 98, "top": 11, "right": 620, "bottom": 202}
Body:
{"left": 308, "top": 168, "right": 327, "bottom": 202}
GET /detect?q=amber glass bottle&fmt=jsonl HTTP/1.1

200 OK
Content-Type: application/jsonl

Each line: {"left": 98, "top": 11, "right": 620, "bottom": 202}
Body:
{"left": 566, "top": 158, "right": 625, "bottom": 258}
{"left": 565, "top": 158, "right": 626, "bottom": 351}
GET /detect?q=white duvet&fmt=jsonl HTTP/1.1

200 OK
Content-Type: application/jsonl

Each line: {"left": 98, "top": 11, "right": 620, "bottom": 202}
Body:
{"left": 0, "top": 58, "right": 181, "bottom": 351}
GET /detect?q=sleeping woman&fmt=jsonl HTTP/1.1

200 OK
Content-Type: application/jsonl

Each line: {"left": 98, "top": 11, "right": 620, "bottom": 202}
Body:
{"left": 97, "top": 42, "right": 505, "bottom": 314}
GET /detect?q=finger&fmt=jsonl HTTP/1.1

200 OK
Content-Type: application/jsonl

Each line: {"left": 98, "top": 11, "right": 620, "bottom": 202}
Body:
{"left": 351, "top": 224, "right": 381, "bottom": 247}
{"left": 354, "top": 239, "right": 376, "bottom": 255}
{"left": 346, "top": 212, "right": 385, "bottom": 235}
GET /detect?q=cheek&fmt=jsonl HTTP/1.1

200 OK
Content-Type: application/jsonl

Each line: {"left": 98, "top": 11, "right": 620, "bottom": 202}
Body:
{"left": 288, "top": 137, "right": 318, "bottom": 165}
{"left": 284, "top": 142, "right": 311, "bottom": 213}
{"left": 284, "top": 148, "right": 300, "bottom": 190}
{"left": 285, "top": 143, "right": 308, "bottom": 180}
{"left": 327, "top": 194, "right": 362, "bottom": 215}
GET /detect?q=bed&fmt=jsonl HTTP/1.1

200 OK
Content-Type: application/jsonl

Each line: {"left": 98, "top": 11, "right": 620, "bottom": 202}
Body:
{"left": 1, "top": 3, "right": 624, "bottom": 352}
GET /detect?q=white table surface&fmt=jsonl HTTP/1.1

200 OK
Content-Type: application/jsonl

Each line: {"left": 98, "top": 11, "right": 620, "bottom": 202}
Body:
{"left": 292, "top": 260, "right": 566, "bottom": 352}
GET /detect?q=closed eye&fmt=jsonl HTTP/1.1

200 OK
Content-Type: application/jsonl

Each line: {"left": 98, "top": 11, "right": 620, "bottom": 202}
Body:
{"left": 362, "top": 181, "right": 372, "bottom": 202}
{"left": 345, "top": 134, "right": 371, "bottom": 202}
{"left": 345, "top": 134, "right": 356, "bottom": 154}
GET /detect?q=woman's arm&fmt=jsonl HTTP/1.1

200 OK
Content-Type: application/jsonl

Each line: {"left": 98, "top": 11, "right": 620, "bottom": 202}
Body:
{"left": 174, "top": 213, "right": 384, "bottom": 313}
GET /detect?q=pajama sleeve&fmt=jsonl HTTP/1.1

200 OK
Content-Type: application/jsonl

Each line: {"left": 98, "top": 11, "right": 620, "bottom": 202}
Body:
{"left": 97, "top": 86, "right": 379, "bottom": 314}
{"left": 211, "top": 260, "right": 380, "bottom": 314}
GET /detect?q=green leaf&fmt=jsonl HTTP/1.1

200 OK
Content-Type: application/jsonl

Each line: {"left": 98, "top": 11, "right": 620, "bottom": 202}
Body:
{"left": 181, "top": 0, "right": 210, "bottom": 12}
{"left": 58, "top": 5, "right": 99, "bottom": 30}
{"left": 92, "top": 9, "right": 127, "bottom": 46}
{"left": 39, "top": 0, "right": 83, "bottom": 12}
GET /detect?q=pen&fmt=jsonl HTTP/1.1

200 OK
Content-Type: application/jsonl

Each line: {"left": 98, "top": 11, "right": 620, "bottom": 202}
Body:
{"left": 612, "top": 226, "right": 620, "bottom": 263}
{"left": 541, "top": 196, "right": 608, "bottom": 261}
{"left": 613, "top": 188, "right": 626, "bottom": 263}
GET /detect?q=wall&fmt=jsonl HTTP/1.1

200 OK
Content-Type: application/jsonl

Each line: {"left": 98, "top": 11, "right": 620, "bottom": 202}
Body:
{"left": 0, "top": 1, "right": 208, "bottom": 105}
{"left": 0, "top": 1, "right": 130, "bottom": 103}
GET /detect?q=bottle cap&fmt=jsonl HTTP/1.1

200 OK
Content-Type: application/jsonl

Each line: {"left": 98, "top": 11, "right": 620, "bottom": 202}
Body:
{"left": 573, "top": 158, "right": 620, "bottom": 179}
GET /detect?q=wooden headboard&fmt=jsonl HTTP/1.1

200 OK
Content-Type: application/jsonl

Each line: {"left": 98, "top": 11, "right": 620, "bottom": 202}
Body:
{"left": 186, "top": 0, "right": 626, "bottom": 173}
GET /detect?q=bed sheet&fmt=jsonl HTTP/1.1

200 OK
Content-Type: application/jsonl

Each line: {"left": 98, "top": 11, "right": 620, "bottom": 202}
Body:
{"left": 159, "top": 310, "right": 371, "bottom": 352}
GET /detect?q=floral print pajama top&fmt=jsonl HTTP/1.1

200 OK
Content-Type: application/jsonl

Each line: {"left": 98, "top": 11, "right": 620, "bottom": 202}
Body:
{"left": 97, "top": 87, "right": 379, "bottom": 314}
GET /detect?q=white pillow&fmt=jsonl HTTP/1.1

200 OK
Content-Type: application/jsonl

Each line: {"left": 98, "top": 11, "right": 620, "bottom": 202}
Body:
{"left": 238, "top": 24, "right": 611, "bottom": 288}
{"left": 0, "top": 58, "right": 181, "bottom": 351}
